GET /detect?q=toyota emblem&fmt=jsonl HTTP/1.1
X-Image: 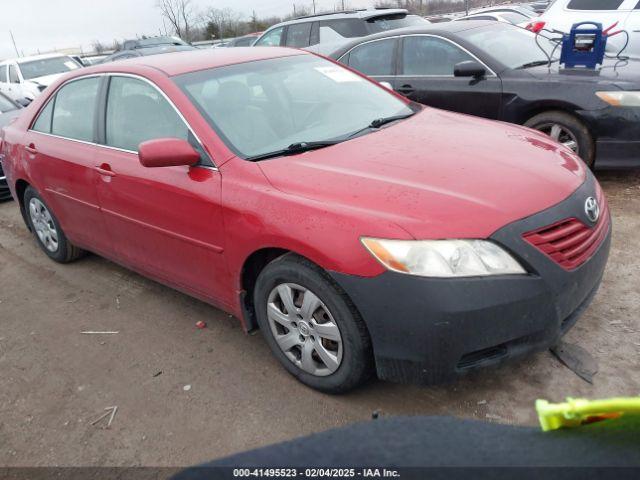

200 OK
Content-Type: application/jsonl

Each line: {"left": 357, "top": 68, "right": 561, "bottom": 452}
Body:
{"left": 584, "top": 197, "right": 600, "bottom": 224}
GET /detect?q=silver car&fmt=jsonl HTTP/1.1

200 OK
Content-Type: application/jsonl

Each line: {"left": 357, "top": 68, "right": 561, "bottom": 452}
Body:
{"left": 253, "top": 9, "right": 430, "bottom": 55}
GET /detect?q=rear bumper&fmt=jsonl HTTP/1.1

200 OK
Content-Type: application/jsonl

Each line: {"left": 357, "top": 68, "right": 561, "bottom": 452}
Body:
{"left": 330, "top": 174, "right": 611, "bottom": 385}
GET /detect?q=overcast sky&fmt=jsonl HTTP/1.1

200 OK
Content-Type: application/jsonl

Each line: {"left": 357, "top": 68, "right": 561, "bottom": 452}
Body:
{"left": 0, "top": 0, "right": 378, "bottom": 59}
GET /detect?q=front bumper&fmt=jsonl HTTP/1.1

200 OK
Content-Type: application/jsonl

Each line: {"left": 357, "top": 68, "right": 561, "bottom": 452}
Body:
{"left": 580, "top": 106, "right": 640, "bottom": 169}
{"left": 330, "top": 174, "right": 611, "bottom": 385}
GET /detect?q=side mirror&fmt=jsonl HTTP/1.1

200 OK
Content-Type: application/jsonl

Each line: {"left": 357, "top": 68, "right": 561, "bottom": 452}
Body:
{"left": 138, "top": 138, "right": 201, "bottom": 168}
{"left": 454, "top": 61, "right": 486, "bottom": 78}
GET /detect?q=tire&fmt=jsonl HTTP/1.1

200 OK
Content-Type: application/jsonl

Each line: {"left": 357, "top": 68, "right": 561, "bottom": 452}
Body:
{"left": 24, "top": 186, "right": 85, "bottom": 263}
{"left": 525, "top": 111, "right": 595, "bottom": 168}
{"left": 254, "top": 253, "right": 374, "bottom": 393}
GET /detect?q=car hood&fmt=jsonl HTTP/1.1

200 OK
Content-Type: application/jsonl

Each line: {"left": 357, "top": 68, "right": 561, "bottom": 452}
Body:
{"left": 25, "top": 73, "right": 66, "bottom": 88}
{"left": 258, "top": 108, "right": 587, "bottom": 240}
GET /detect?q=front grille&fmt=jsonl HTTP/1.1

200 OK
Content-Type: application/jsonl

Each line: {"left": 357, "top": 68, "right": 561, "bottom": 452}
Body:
{"left": 523, "top": 203, "right": 609, "bottom": 270}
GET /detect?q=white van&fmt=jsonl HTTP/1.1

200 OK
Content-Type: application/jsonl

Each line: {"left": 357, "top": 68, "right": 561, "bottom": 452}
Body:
{"left": 536, "top": 0, "right": 640, "bottom": 58}
{"left": 0, "top": 54, "right": 82, "bottom": 103}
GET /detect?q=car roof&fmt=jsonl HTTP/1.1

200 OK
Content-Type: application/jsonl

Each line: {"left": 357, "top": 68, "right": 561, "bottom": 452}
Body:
{"left": 84, "top": 47, "right": 308, "bottom": 77}
{"left": 328, "top": 20, "right": 494, "bottom": 57}
{"left": 0, "top": 53, "right": 71, "bottom": 65}
{"left": 269, "top": 8, "right": 409, "bottom": 27}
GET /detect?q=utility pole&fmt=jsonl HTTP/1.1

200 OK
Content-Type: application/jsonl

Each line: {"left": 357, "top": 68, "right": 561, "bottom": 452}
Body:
{"left": 9, "top": 30, "right": 20, "bottom": 57}
{"left": 312, "top": 0, "right": 316, "bottom": 14}
{"left": 465, "top": 0, "right": 469, "bottom": 15}
{"left": 293, "top": 3, "right": 296, "bottom": 16}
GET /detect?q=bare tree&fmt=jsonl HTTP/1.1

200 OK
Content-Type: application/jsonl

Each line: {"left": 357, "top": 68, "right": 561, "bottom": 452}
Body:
{"left": 156, "top": 0, "right": 197, "bottom": 42}
{"left": 201, "top": 7, "right": 244, "bottom": 39}
{"left": 92, "top": 40, "right": 107, "bottom": 54}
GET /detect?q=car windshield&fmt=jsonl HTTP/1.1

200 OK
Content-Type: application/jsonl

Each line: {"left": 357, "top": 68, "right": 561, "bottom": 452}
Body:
{"left": 366, "top": 14, "right": 430, "bottom": 33}
{"left": 175, "top": 55, "right": 414, "bottom": 159}
{"left": 459, "top": 24, "right": 560, "bottom": 69}
{"left": 0, "top": 94, "right": 17, "bottom": 113}
{"left": 19, "top": 57, "right": 81, "bottom": 80}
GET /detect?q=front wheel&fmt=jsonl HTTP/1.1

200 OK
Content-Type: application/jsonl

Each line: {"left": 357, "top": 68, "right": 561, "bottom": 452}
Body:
{"left": 24, "top": 186, "right": 84, "bottom": 263}
{"left": 254, "top": 254, "right": 374, "bottom": 393}
{"left": 525, "top": 111, "right": 595, "bottom": 168}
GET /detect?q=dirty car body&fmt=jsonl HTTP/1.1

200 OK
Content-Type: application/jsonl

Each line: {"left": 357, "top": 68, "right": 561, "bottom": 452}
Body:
{"left": 0, "top": 48, "right": 610, "bottom": 391}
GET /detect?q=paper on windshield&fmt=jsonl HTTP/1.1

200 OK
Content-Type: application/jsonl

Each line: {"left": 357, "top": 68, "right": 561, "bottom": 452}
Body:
{"left": 314, "top": 66, "right": 362, "bottom": 83}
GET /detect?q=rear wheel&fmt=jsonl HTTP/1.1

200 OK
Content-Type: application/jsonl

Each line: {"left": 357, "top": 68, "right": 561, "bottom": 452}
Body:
{"left": 254, "top": 254, "right": 374, "bottom": 393}
{"left": 24, "top": 186, "right": 84, "bottom": 263}
{"left": 525, "top": 111, "right": 595, "bottom": 168}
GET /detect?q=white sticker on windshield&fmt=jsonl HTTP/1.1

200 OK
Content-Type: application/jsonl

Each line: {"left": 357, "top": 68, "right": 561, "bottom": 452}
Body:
{"left": 65, "top": 61, "right": 79, "bottom": 70}
{"left": 314, "top": 66, "right": 362, "bottom": 83}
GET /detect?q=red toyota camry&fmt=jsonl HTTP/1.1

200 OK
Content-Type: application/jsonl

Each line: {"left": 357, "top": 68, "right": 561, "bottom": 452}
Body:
{"left": 0, "top": 48, "right": 610, "bottom": 392}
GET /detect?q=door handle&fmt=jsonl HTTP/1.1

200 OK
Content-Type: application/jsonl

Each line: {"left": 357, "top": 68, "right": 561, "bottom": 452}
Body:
{"left": 94, "top": 164, "right": 116, "bottom": 177}
{"left": 396, "top": 84, "right": 415, "bottom": 95}
{"left": 25, "top": 143, "right": 37, "bottom": 154}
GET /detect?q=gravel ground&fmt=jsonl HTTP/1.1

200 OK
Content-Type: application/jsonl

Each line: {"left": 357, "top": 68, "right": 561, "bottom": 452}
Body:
{"left": 0, "top": 170, "right": 638, "bottom": 467}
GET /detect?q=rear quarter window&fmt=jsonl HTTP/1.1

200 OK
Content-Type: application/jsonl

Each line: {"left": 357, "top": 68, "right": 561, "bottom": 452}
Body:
{"left": 566, "top": 0, "right": 625, "bottom": 9}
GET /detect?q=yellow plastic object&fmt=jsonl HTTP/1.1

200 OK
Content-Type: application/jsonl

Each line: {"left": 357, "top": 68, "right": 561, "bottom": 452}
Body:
{"left": 536, "top": 397, "right": 640, "bottom": 432}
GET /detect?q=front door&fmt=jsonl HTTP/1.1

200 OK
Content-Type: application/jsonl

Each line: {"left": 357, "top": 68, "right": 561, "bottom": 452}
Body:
{"left": 94, "top": 75, "right": 225, "bottom": 301}
{"left": 396, "top": 35, "right": 503, "bottom": 120}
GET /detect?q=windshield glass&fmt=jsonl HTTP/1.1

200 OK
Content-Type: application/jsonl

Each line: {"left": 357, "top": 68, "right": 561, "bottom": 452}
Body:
{"left": 459, "top": 24, "right": 560, "bottom": 69}
{"left": 175, "top": 55, "right": 414, "bottom": 159}
{"left": 0, "top": 94, "right": 17, "bottom": 113}
{"left": 19, "top": 57, "right": 81, "bottom": 80}
{"left": 366, "top": 14, "right": 430, "bottom": 33}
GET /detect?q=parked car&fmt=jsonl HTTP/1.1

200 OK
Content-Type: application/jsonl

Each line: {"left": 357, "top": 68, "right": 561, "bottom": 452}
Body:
{"left": 468, "top": 4, "right": 539, "bottom": 19}
{"left": 121, "top": 36, "right": 190, "bottom": 51}
{"left": 330, "top": 20, "right": 640, "bottom": 168}
{"left": 455, "top": 10, "right": 533, "bottom": 25}
{"left": 225, "top": 32, "right": 263, "bottom": 47}
{"left": 253, "top": 8, "right": 430, "bottom": 54}
{"left": 1, "top": 48, "right": 610, "bottom": 392}
{"left": 530, "top": 0, "right": 640, "bottom": 58}
{"left": 527, "top": 1, "right": 552, "bottom": 14}
{"left": 100, "top": 44, "right": 196, "bottom": 63}
{"left": 0, "top": 54, "right": 83, "bottom": 103}
{"left": 0, "top": 92, "right": 22, "bottom": 200}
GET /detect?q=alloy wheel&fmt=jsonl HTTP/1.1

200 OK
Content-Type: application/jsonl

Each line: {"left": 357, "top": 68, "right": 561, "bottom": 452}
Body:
{"left": 536, "top": 123, "right": 579, "bottom": 154}
{"left": 29, "top": 198, "right": 59, "bottom": 253}
{"left": 266, "top": 283, "right": 343, "bottom": 377}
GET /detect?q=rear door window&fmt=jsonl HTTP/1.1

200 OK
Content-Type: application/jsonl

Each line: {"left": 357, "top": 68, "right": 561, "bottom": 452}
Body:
{"left": 567, "top": 0, "right": 624, "bottom": 9}
{"left": 347, "top": 38, "right": 397, "bottom": 76}
{"left": 319, "top": 19, "right": 367, "bottom": 43}
{"left": 32, "top": 100, "right": 55, "bottom": 133}
{"left": 105, "top": 76, "right": 189, "bottom": 152}
{"left": 401, "top": 36, "right": 475, "bottom": 76}
{"left": 50, "top": 77, "right": 101, "bottom": 141}
{"left": 0, "top": 65, "right": 7, "bottom": 83}
{"left": 285, "top": 22, "right": 313, "bottom": 47}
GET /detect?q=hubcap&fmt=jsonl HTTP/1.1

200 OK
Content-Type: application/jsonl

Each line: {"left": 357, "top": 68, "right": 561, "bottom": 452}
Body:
{"left": 267, "top": 283, "right": 343, "bottom": 377}
{"left": 536, "top": 123, "right": 579, "bottom": 154}
{"left": 29, "top": 198, "right": 59, "bottom": 253}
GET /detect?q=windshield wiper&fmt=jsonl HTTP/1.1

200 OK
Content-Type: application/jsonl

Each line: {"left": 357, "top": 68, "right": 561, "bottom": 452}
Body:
{"left": 516, "top": 59, "right": 558, "bottom": 69}
{"left": 247, "top": 140, "right": 341, "bottom": 161}
{"left": 347, "top": 112, "right": 416, "bottom": 139}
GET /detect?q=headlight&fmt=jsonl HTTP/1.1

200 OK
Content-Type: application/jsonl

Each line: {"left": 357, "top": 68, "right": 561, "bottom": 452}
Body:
{"left": 596, "top": 91, "right": 640, "bottom": 107}
{"left": 361, "top": 238, "right": 526, "bottom": 278}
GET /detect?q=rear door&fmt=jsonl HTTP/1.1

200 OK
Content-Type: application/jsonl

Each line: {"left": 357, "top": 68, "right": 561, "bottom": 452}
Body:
{"left": 26, "top": 75, "right": 111, "bottom": 253}
{"left": 93, "top": 74, "right": 225, "bottom": 300}
{"left": 396, "top": 35, "right": 503, "bottom": 119}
